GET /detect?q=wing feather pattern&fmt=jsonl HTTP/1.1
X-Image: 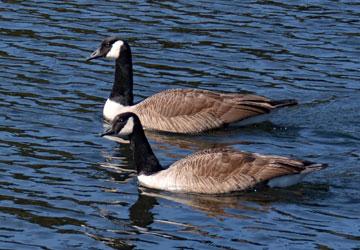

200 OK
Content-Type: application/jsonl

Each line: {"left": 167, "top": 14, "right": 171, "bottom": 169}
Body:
{"left": 140, "top": 148, "right": 323, "bottom": 194}
{"left": 133, "top": 89, "right": 293, "bottom": 133}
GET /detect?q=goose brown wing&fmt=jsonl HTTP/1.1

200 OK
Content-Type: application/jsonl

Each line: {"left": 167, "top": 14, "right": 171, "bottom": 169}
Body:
{"left": 134, "top": 89, "right": 279, "bottom": 133}
{"left": 166, "top": 148, "right": 315, "bottom": 194}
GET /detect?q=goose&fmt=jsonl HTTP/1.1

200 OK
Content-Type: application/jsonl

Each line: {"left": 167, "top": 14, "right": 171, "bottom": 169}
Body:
{"left": 87, "top": 37, "right": 297, "bottom": 134}
{"left": 101, "top": 112, "right": 327, "bottom": 194}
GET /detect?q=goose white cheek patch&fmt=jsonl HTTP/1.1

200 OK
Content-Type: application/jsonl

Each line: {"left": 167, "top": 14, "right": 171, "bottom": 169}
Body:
{"left": 118, "top": 117, "right": 134, "bottom": 136}
{"left": 106, "top": 40, "right": 124, "bottom": 59}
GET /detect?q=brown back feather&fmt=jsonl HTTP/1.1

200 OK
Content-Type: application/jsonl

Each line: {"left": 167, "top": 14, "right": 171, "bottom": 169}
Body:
{"left": 134, "top": 89, "right": 293, "bottom": 133}
{"left": 164, "top": 148, "right": 318, "bottom": 193}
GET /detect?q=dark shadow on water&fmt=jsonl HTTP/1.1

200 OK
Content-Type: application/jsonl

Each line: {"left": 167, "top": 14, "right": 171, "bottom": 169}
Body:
{"left": 137, "top": 182, "right": 330, "bottom": 219}
{"left": 129, "top": 194, "right": 158, "bottom": 228}
{"left": 85, "top": 233, "right": 134, "bottom": 250}
{"left": 99, "top": 119, "right": 303, "bottom": 168}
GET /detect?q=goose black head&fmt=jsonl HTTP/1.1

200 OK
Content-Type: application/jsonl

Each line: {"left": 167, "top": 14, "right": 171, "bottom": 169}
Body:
{"left": 87, "top": 36, "right": 130, "bottom": 61}
{"left": 101, "top": 112, "right": 140, "bottom": 141}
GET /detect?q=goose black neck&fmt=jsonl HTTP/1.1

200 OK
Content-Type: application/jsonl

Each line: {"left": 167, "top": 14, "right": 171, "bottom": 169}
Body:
{"left": 129, "top": 123, "right": 163, "bottom": 176}
{"left": 110, "top": 44, "right": 133, "bottom": 106}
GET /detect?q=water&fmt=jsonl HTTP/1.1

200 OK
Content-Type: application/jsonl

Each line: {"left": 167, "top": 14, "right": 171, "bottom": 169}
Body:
{"left": 0, "top": 0, "right": 359, "bottom": 249}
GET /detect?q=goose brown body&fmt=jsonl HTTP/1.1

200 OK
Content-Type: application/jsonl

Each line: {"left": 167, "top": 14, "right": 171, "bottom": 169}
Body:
{"left": 130, "top": 89, "right": 296, "bottom": 133}
{"left": 138, "top": 147, "right": 325, "bottom": 194}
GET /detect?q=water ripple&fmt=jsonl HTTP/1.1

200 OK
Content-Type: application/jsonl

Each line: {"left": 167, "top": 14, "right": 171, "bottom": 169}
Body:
{"left": 0, "top": 0, "right": 359, "bottom": 249}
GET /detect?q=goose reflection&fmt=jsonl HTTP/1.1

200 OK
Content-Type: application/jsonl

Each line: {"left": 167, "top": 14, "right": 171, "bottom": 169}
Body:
{"left": 103, "top": 120, "right": 262, "bottom": 151}
{"left": 134, "top": 183, "right": 329, "bottom": 219}
{"left": 98, "top": 144, "right": 136, "bottom": 183}
{"left": 129, "top": 193, "right": 158, "bottom": 228}
{"left": 102, "top": 120, "right": 295, "bottom": 154}
{"left": 137, "top": 188, "right": 268, "bottom": 219}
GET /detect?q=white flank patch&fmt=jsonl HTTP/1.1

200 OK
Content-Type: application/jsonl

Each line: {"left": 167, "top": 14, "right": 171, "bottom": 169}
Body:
{"left": 118, "top": 117, "right": 134, "bottom": 136}
{"left": 138, "top": 171, "right": 179, "bottom": 192}
{"left": 267, "top": 173, "right": 307, "bottom": 188}
{"left": 137, "top": 174, "right": 157, "bottom": 189}
{"left": 103, "top": 99, "right": 133, "bottom": 121}
{"left": 105, "top": 40, "right": 124, "bottom": 59}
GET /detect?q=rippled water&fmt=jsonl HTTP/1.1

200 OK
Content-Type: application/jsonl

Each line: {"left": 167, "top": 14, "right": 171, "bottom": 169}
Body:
{"left": 0, "top": 0, "right": 359, "bottom": 249}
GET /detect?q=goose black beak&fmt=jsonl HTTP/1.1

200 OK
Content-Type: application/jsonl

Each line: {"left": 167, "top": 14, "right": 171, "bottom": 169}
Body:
{"left": 100, "top": 128, "right": 130, "bottom": 144}
{"left": 86, "top": 48, "right": 103, "bottom": 61}
{"left": 100, "top": 128, "right": 115, "bottom": 137}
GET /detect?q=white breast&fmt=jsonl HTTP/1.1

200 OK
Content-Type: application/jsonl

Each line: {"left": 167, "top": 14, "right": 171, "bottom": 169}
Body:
{"left": 103, "top": 99, "right": 134, "bottom": 121}
{"left": 138, "top": 170, "right": 181, "bottom": 192}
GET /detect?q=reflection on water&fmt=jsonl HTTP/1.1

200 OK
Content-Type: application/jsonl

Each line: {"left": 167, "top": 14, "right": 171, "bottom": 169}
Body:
{"left": 139, "top": 183, "right": 330, "bottom": 219}
{"left": 130, "top": 194, "right": 157, "bottom": 228}
{"left": 0, "top": 0, "right": 359, "bottom": 249}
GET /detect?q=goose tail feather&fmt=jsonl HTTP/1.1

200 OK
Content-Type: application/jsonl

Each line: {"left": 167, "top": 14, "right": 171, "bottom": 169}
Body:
{"left": 301, "top": 161, "right": 328, "bottom": 174}
{"left": 270, "top": 99, "right": 298, "bottom": 108}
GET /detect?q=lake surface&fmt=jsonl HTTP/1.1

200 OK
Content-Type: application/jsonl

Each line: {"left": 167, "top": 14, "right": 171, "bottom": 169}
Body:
{"left": 0, "top": 0, "right": 359, "bottom": 249}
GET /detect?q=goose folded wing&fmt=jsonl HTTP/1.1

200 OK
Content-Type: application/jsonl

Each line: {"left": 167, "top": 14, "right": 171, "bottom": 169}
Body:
{"left": 167, "top": 148, "right": 309, "bottom": 194}
{"left": 135, "top": 89, "right": 274, "bottom": 133}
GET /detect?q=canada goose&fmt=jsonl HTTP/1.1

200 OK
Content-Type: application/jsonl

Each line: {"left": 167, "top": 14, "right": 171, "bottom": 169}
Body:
{"left": 87, "top": 37, "right": 297, "bottom": 134}
{"left": 101, "top": 112, "right": 327, "bottom": 194}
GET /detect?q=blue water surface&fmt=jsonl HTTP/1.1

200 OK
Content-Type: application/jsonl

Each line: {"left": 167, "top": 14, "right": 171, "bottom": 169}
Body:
{"left": 0, "top": 1, "right": 359, "bottom": 249}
